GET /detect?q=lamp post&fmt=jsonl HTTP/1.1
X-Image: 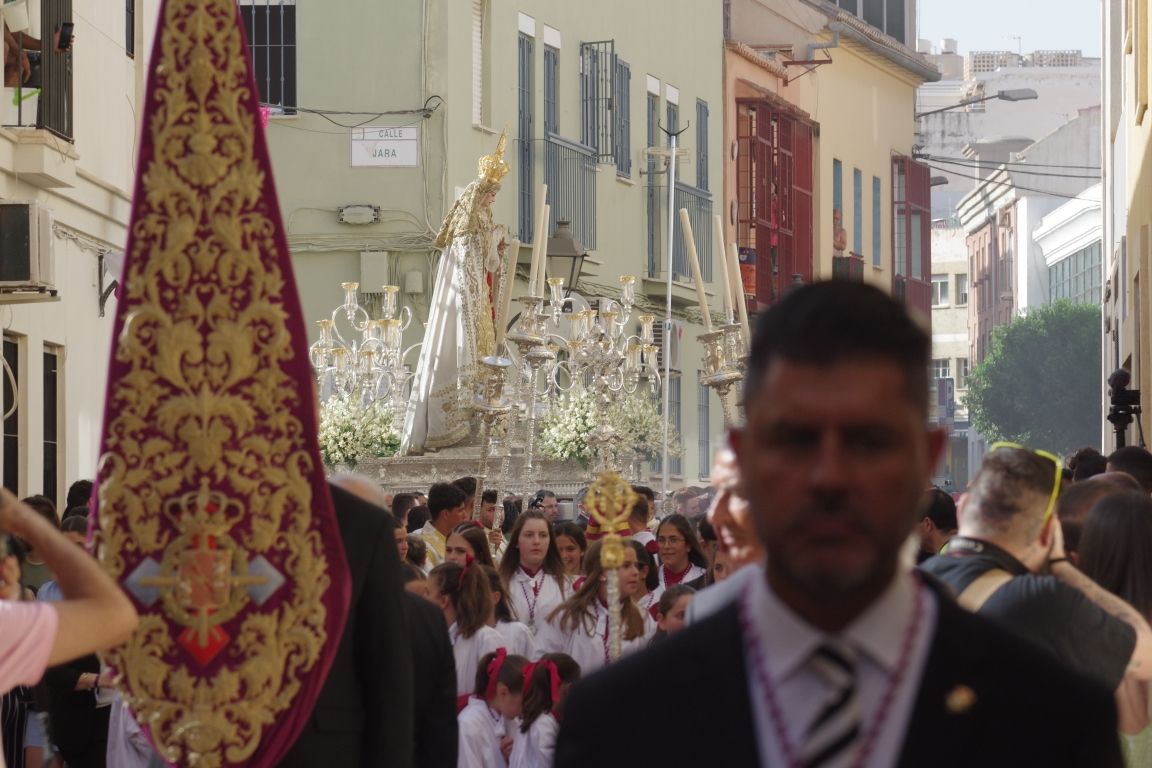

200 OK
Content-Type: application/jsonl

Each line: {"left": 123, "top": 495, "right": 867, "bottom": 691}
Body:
{"left": 915, "top": 88, "right": 1038, "bottom": 119}
{"left": 545, "top": 220, "right": 587, "bottom": 294}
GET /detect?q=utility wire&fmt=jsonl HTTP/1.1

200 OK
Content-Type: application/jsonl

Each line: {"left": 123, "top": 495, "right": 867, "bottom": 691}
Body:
{"left": 918, "top": 153, "right": 1101, "bottom": 171}
{"left": 924, "top": 155, "right": 1101, "bottom": 181}
{"left": 924, "top": 163, "right": 1089, "bottom": 201}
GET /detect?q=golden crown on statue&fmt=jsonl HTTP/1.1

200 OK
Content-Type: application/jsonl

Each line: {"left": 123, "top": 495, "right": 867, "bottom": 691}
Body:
{"left": 478, "top": 129, "right": 510, "bottom": 185}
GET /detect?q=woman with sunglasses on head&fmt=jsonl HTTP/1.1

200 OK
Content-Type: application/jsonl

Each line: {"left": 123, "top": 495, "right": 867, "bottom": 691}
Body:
{"left": 653, "top": 513, "right": 708, "bottom": 603}
{"left": 498, "top": 511, "right": 569, "bottom": 641}
{"left": 536, "top": 541, "right": 654, "bottom": 675}
{"left": 429, "top": 560, "right": 504, "bottom": 711}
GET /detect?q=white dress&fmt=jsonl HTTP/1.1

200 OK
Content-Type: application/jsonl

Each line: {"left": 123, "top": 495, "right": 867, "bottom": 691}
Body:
{"left": 495, "top": 619, "right": 537, "bottom": 660}
{"left": 508, "top": 713, "right": 559, "bottom": 768}
{"left": 458, "top": 696, "right": 509, "bottom": 768}
{"left": 451, "top": 622, "right": 506, "bottom": 698}
{"left": 650, "top": 563, "right": 708, "bottom": 605}
{"left": 535, "top": 601, "right": 655, "bottom": 675}
{"left": 507, "top": 569, "right": 568, "bottom": 644}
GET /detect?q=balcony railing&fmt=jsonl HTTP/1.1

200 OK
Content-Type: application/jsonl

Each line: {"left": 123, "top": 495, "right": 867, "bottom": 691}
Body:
{"left": 544, "top": 133, "right": 598, "bottom": 249}
{"left": 895, "top": 274, "right": 932, "bottom": 317}
{"left": 647, "top": 182, "right": 713, "bottom": 283}
{"left": 832, "top": 253, "right": 865, "bottom": 282}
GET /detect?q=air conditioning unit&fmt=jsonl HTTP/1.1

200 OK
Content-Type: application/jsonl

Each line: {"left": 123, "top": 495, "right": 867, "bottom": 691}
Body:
{"left": 651, "top": 318, "right": 682, "bottom": 371}
{"left": 0, "top": 202, "right": 53, "bottom": 292}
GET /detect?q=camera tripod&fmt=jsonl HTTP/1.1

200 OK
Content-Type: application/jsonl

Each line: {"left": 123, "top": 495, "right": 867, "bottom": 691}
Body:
{"left": 1109, "top": 404, "right": 1147, "bottom": 449}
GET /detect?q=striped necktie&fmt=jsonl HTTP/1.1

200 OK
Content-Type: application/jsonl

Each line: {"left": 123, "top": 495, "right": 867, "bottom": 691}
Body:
{"left": 800, "top": 641, "right": 861, "bottom": 768}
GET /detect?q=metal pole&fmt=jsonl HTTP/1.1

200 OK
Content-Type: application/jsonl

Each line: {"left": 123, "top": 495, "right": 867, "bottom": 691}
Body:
{"left": 661, "top": 133, "right": 677, "bottom": 518}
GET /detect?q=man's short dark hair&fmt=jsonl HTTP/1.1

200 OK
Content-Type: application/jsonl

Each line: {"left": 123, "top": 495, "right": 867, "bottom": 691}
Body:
{"left": 428, "top": 482, "right": 466, "bottom": 519}
{"left": 1107, "top": 446, "right": 1152, "bottom": 493}
{"left": 391, "top": 493, "right": 417, "bottom": 520}
{"left": 966, "top": 448, "right": 1060, "bottom": 540}
{"left": 628, "top": 496, "right": 649, "bottom": 524}
{"left": 66, "top": 479, "right": 93, "bottom": 510}
{"left": 406, "top": 505, "right": 430, "bottom": 533}
{"left": 1057, "top": 473, "right": 1143, "bottom": 554}
{"left": 481, "top": 489, "right": 498, "bottom": 504}
{"left": 743, "top": 281, "right": 930, "bottom": 413}
{"left": 1069, "top": 447, "right": 1107, "bottom": 482}
{"left": 923, "top": 488, "right": 957, "bottom": 531}
{"left": 631, "top": 486, "right": 655, "bottom": 504}
{"left": 22, "top": 495, "right": 58, "bottom": 529}
{"left": 452, "top": 476, "right": 477, "bottom": 497}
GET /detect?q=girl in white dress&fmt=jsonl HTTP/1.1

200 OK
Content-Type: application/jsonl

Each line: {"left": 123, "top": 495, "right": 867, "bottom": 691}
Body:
{"left": 536, "top": 541, "right": 655, "bottom": 675}
{"left": 628, "top": 539, "right": 660, "bottom": 620}
{"left": 652, "top": 513, "right": 709, "bottom": 604}
{"left": 508, "top": 654, "right": 580, "bottom": 768}
{"left": 430, "top": 559, "right": 505, "bottom": 711}
{"left": 458, "top": 649, "right": 529, "bottom": 768}
{"left": 498, "top": 511, "right": 569, "bottom": 644}
{"left": 483, "top": 565, "right": 536, "bottom": 659}
{"left": 446, "top": 521, "right": 497, "bottom": 569}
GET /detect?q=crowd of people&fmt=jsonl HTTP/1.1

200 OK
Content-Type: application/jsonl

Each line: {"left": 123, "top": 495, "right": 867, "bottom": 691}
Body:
{"left": 5, "top": 280, "right": 1152, "bottom": 766}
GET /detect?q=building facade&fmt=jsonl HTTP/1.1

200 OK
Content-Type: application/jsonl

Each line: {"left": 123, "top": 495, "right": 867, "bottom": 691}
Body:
{"left": 0, "top": 0, "right": 155, "bottom": 505}
{"left": 723, "top": 0, "right": 939, "bottom": 318}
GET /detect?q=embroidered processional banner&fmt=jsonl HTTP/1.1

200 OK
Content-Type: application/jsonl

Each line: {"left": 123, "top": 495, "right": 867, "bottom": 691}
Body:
{"left": 93, "top": 0, "right": 351, "bottom": 765}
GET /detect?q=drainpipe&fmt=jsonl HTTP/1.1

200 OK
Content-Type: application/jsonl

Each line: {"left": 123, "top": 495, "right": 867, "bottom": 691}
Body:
{"left": 805, "top": 23, "right": 842, "bottom": 62}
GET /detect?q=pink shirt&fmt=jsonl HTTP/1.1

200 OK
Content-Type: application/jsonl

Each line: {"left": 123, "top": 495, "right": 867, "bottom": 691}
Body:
{"left": 0, "top": 600, "right": 57, "bottom": 768}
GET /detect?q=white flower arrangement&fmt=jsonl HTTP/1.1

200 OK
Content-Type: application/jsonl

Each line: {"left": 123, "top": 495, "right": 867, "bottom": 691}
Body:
{"left": 538, "top": 389, "right": 598, "bottom": 464}
{"left": 539, "top": 388, "right": 681, "bottom": 464}
{"left": 317, "top": 394, "right": 401, "bottom": 468}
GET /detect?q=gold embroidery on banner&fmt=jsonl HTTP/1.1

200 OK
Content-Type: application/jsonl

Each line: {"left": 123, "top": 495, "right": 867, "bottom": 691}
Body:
{"left": 95, "top": 0, "right": 331, "bottom": 764}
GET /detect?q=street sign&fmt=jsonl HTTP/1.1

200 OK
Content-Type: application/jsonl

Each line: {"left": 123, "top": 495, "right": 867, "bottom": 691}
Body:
{"left": 351, "top": 126, "right": 419, "bottom": 167}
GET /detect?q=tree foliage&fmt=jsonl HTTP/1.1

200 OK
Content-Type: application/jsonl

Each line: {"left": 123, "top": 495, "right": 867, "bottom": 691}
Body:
{"left": 964, "top": 301, "right": 1102, "bottom": 455}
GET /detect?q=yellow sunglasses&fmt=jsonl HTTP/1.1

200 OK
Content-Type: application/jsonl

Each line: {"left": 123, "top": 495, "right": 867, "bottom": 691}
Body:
{"left": 988, "top": 441, "right": 1063, "bottom": 525}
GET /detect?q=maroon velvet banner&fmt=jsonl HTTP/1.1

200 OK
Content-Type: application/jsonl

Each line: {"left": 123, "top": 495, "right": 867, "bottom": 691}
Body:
{"left": 93, "top": 0, "right": 350, "bottom": 764}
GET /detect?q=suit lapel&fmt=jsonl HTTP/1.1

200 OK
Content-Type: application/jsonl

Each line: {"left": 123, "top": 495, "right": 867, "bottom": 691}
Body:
{"left": 897, "top": 596, "right": 982, "bottom": 768}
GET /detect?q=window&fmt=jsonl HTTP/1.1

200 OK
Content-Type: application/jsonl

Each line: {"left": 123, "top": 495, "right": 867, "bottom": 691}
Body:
{"left": 956, "top": 273, "right": 969, "bottom": 305}
{"left": 872, "top": 176, "right": 882, "bottom": 267}
{"left": 614, "top": 59, "right": 631, "bottom": 176}
{"left": 37, "top": 0, "right": 74, "bottom": 139}
{"left": 735, "top": 102, "right": 814, "bottom": 305}
{"left": 891, "top": 156, "right": 931, "bottom": 313}
{"left": 646, "top": 91, "right": 660, "bottom": 277}
{"left": 238, "top": 0, "right": 297, "bottom": 115}
{"left": 43, "top": 346, "right": 59, "bottom": 507}
{"left": 126, "top": 0, "right": 135, "bottom": 58}
{"left": 931, "top": 359, "right": 950, "bottom": 381}
{"left": 852, "top": 168, "right": 863, "bottom": 255}
{"left": 2, "top": 336, "right": 18, "bottom": 495}
{"left": 1048, "top": 241, "right": 1103, "bottom": 305}
{"left": 833, "top": 159, "right": 843, "bottom": 219}
{"left": 841, "top": 0, "right": 906, "bottom": 43}
{"left": 544, "top": 46, "right": 558, "bottom": 134}
{"left": 697, "top": 381, "right": 710, "bottom": 479}
{"left": 696, "top": 99, "right": 709, "bottom": 191}
{"left": 579, "top": 40, "right": 616, "bottom": 161}
{"left": 471, "top": 0, "right": 488, "bottom": 124}
{"left": 957, "top": 358, "right": 970, "bottom": 389}
{"left": 517, "top": 32, "right": 534, "bottom": 241}
{"left": 931, "top": 274, "right": 949, "bottom": 306}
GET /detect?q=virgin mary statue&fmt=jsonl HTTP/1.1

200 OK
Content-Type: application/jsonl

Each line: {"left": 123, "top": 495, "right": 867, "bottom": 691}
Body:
{"left": 401, "top": 133, "right": 509, "bottom": 455}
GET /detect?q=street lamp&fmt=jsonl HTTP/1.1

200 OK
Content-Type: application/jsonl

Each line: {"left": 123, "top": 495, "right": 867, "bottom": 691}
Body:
{"left": 545, "top": 220, "right": 587, "bottom": 294}
{"left": 915, "top": 88, "right": 1038, "bottom": 119}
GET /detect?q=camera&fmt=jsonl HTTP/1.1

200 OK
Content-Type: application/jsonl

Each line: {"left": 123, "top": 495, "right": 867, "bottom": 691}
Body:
{"left": 1108, "top": 368, "right": 1145, "bottom": 448}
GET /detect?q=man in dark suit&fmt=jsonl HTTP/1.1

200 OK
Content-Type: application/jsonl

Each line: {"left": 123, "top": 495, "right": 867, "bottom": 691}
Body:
{"left": 281, "top": 480, "right": 414, "bottom": 768}
{"left": 556, "top": 281, "right": 1121, "bottom": 767}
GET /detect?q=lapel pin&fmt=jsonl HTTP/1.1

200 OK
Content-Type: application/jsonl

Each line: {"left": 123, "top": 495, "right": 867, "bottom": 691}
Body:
{"left": 945, "top": 684, "right": 977, "bottom": 714}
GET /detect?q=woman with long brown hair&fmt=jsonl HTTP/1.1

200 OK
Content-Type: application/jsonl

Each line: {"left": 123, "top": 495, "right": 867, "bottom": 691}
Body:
{"left": 536, "top": 540, "right": 654, "bottom": 674}
{"left": 429, "top": 559, "right": 504, "bottom": 711}
{"left": 653, "top": 513, "right": 708, "bottom": 601}
{"left": 498, "top": 510, "right": 569, "bottom": 639}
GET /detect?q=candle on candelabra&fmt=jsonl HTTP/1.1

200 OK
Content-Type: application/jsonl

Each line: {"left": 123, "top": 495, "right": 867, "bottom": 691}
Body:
{"left": 677, "top": 209, "right": 713, "bottom": 333}
{"left": 495, "top": 238, "right": 520, "bottom": 349}
{"left": 537, "top": 204, "right": 551, "bottom": 296}
{"left": 528, "top": 185, "right": 548, "bottom": 297}
{"left": 728, "top": 242, "right": 752, "bottom": 348}
{"left": 712, "top": 214, "right": 732, "bottom": 323}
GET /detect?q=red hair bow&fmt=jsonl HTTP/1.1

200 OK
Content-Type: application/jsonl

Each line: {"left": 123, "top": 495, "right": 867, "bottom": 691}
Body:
{"left": 523, "top": 659, "right": 562, "bottom": 703}
{"left": 457, "top": 553, "right": 476, "bottom": 588}
{"left": 484, "top": 647, "right": 508, "bottom": 700}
